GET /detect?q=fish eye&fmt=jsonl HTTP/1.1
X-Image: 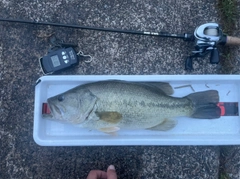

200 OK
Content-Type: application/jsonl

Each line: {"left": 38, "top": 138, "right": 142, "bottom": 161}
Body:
{"left": 58, "top": 95, "right": 65, "bottom": 102}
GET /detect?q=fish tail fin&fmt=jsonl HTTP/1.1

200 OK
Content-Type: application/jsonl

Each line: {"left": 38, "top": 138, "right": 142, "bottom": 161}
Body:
{"left": 187, "top": 90, "right": 221, "bottom": 119}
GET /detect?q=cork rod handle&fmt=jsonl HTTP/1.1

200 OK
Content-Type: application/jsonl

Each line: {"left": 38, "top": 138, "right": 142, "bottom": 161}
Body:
{"left": 226, "top": 36, "right": 240, "bottom": 45}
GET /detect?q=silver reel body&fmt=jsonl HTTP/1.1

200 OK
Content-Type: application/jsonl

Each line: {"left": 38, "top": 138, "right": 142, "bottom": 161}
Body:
{"left": 185, "top": 23, "right": 225, "bottom": 70}
{"left": 193, "top": 23, "right": 222, "bottom": 56}
{"left": 194, "top": 23, "right": 222, "bottom": 42}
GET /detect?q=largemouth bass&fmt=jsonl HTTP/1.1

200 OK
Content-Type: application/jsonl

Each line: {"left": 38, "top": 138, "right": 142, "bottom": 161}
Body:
{"left": 45, "top": 80, "right": 221, "bottom": 133}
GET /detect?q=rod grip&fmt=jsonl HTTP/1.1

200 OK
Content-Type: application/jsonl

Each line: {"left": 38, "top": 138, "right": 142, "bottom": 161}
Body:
{"left": 226, "top": 36, "right": 240, "bottom": 45}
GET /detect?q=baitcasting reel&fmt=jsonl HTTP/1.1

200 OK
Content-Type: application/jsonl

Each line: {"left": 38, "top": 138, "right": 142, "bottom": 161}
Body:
{"left": 185, "top": 23, "right": 226, "bottom": 70}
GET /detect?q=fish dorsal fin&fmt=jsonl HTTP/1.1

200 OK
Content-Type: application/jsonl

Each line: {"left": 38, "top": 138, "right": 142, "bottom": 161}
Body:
{"left": 99, "top": 127, "right": 120, "bottom": 133}
{"left": 140, "top": 82, "right": 174, "bottom": 96}
{"left": 95, "top": 111, "right": 122, "bottom": 123}
{"left": 93, "top": 80, "right": 174, "bottom": 96}
{"left": 147, "top": 118, "right": 177, "bottom": 131}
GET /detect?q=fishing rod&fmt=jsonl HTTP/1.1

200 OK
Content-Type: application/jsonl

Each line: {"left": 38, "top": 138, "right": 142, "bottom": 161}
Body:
{"left": 0, "top": 18, "right": 193, "bottom": 40}
{"left": 1, "top": 18, "right": 240, "bottom": 73}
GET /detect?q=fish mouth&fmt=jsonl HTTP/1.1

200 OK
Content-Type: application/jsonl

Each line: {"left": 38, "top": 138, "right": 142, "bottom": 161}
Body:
{"left": 48, "top": 102, "right": 65, "bottom": 118}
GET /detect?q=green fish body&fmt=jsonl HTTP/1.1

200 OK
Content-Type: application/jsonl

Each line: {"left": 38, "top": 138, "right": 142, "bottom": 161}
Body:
{"left": 46, "top": 81, "right": 221, "bottom": 133}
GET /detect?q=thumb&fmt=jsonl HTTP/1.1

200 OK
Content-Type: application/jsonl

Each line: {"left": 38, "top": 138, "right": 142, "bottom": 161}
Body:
{"left": 107, "top": 165, "right": 117, "bottom": 179}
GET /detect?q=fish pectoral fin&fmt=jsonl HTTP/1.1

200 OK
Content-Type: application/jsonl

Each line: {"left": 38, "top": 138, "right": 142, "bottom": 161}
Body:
{"left": 99, "top": 127, "right": 120, "bottom": 133}
{"left": 147, "top": 118, "right": 177, "bottom": 131}
{"left": 95, "top": 111, "right": 122, "bottom": 124}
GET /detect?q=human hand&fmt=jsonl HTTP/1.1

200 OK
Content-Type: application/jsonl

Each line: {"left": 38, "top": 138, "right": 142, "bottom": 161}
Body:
{"left": 87, "top": 165, "right": 117, "bottom": 179}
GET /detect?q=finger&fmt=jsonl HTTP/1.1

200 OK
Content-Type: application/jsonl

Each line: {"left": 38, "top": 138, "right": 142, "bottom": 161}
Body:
{"left": 86, "top": 170, "right": 107, "bottom": 179}
{"left": 107, "top": 165, "right": 117, "bottom": 179}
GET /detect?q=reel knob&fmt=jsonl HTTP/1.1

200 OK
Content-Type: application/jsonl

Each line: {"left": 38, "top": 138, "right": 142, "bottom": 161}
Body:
{"left": 210, "top": 48, "right": 220, "bottom": 64}
{"left": 185, "top": 57, "right": 193, "bottom": 70}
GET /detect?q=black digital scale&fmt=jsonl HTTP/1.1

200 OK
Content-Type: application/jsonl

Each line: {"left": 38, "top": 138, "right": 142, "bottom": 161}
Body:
{"left": 39, "top": 47, "right": 79, "bottom": 75}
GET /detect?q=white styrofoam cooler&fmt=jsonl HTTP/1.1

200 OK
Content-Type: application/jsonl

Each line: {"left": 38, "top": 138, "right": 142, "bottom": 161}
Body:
{"left": 34, "top": 75, "right": 240, "bottom": 146}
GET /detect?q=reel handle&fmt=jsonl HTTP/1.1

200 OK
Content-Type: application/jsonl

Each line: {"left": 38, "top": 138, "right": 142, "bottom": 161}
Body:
{"left": 185, "top": 57, "right": 193, "bottom": 70}
{"left": 226, "top": 36, "right": 240, "bottom": 45}
{"left": 210, "top": 48, "right": 219, "bottom": 64}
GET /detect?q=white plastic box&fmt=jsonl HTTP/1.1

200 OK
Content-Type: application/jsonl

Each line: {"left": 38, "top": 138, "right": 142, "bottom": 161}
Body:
{"left": 34, "top": 75, "right": 240, "bottom": 146}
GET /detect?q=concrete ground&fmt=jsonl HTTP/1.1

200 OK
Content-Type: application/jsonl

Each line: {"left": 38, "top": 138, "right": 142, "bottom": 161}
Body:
{"left": 0, "top": 0, "right": 240, "bottom": 178}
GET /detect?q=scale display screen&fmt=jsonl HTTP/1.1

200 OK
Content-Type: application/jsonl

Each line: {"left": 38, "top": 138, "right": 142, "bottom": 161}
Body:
{"left": 51, "top": 55, "right": 61, "bottom": 67}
